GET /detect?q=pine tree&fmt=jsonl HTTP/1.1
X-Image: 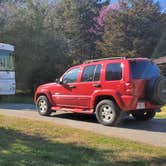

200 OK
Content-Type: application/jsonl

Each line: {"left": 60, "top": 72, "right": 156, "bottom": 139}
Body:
{"left": 97, "top": 0, "right": 163, "bottom": 58}
{"left": 55, "top": 0, "right": 108, "bottom": 62}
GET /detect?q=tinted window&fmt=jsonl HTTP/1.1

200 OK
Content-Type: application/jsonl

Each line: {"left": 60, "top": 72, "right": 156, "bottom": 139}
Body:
{"left": 106, "top": 63, "right": 122, "bottom": 81}
{"left": 62, "top": 68, "right": 80, "bottom": 84}
{"left": 130, "top": 61, "right": 160, "bottom": 79}
{"left": 94, "top": 65, "right": 102, "bottom": 81}
{"left": 81, "top": 65, "right": 101, "bottom": 82}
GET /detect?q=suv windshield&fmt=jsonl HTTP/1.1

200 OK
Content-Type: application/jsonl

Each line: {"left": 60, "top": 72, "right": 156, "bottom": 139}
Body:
{"left": 0, "top": 50, "right": 15, "bottom": 71}
{"left": 130, "top": 60, "right": 160, "bottom": 79}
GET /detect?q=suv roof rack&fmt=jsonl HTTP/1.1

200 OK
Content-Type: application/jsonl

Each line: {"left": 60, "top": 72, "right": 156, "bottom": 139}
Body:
{"left": 84, "top": 57, "right": 126, "bottom": 64}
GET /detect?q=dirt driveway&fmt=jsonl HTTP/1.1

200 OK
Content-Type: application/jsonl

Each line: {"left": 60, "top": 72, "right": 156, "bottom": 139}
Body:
{"left": 0, "top": 103, "right": 166, "bottom": 147}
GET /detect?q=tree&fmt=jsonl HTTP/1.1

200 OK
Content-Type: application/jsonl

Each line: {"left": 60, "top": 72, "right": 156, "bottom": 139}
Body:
{"left": 54, "top": 0, "right": 81, "bottom": 63}
{"left": 76, "top": 0, "right": 109, "bottom": 61}
{"left": 55, "top": 0, "right": 108, "bottom": 63}
{"left": 97, "top": 0, "right": 163, "bottom": 58}
{"left": 0, "top": 0, "right": 108, "bottom": 91}
{"left": 153, "top": 31, "right": 166, "bottom": 58}
{"left": 153, "top": 13, "right": 166, "bottom": 58}
{"left": 0, "top": 0, "right": 71, "bottom": 91}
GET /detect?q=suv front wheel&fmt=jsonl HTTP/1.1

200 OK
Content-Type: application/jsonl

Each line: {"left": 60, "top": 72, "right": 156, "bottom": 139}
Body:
{"left": 36, "top": 95, "right": 52, "bottom": 116}
{"left": 95, "top": 100, "right": 123, "bottom": 126}
{"left": 131, "top": 109, "right": 156, "bottom": 121}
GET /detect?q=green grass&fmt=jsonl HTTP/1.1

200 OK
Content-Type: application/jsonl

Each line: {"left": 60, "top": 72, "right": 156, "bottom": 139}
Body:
{"left": 0, "top": 115, "right": 166, "bottom": 166}
{"left": 156, "top": 106, "right": 166, "bottom": 118}
{"left": 161, "top": 106, "right": 166, "bottom": 112}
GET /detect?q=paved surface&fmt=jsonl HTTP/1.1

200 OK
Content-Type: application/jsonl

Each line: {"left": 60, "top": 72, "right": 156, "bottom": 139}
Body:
{"left": 0, "top": 104, "right": 166, "bottom": 147}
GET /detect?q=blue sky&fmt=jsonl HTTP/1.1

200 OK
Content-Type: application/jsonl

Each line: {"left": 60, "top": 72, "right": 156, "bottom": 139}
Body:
{"left": 111, "top": 0, "right": 166, "bottom": 12}
{"left": 156, "top": 0, "right": 166, "bottom": 11}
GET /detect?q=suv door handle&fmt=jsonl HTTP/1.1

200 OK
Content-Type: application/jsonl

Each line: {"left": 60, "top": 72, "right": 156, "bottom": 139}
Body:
{"left": 93, "top": 84, "right": 101, "bottom": 88}
{"left": 69, "top": 85, "right": 76, "bottom": 88}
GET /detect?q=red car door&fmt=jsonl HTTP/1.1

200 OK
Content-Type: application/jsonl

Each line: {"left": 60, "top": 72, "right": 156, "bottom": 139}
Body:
{"left": 71, "top": 64, "right": 102, "bottom": 108}
{"left": 51, "top": 67, "right": 80, "bottom": 107}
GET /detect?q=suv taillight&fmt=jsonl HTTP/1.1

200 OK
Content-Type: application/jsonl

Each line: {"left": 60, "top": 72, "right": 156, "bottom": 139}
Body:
{"left": 125, "top": 82, "right": 134, "bottom": 95}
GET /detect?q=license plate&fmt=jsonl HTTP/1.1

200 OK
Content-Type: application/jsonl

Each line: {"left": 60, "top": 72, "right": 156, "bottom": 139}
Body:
{"left": 136, "top": 102, "right": 145, "bottom": 109}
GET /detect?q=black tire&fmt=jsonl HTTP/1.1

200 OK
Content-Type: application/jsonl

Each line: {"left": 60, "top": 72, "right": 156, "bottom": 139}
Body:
{"left": 131, "top": 109, "right": 156, "bottom": 121}
{"left": 36, "top": 95, "right": 51, "bottom": 116}
{"left": 146, "top": 76, "right": 166, "bottom": 105}
{"left": 95, "top": 100, "right": 124, "bottom": 126}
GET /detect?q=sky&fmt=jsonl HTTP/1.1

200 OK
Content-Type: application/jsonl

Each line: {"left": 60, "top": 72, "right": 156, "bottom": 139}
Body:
{"left": 110, "top": 0, "right": 166, "bottom": 12}
{"left": 156, "top": 0, "right": 166, "bottom": 11}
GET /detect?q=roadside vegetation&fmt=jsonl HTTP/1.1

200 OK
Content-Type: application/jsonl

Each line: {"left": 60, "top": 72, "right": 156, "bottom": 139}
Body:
{"left": 0, "top": 115, "right": 166, "bottom": 166}
{"left": 0, "top": 95, "right": 33, "bottom": 104}
{"left": 156, "top": 106, "right": 166, "bottom": 118}
{"left": 0, "top": 91, "right": 33, "bottom": 104}
{"left": 0, "top": 0, "right": 165, "bottom": 92}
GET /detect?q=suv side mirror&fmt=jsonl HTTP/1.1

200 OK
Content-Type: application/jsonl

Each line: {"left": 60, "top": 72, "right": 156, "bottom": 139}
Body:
{"left": 55, "top": 78, "right": 63, "bottom": 84}
{"left": 57, "top": 78, "right": 63, "bottom": 84}
{"left": 59, "top": 79, "right": 63, "bottom": 84}
{"left": 55, "top": 78, "right": 59, "bottom": 83}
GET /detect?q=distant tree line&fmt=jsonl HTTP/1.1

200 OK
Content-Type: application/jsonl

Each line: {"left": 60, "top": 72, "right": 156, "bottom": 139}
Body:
{"left": 0, "top": 0, "right": 165, "bottom": 92}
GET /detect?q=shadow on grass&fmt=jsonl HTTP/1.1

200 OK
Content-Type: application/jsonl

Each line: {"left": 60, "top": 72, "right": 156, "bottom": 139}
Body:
{"left": 0, "top": 127, "right": 166, "bottom": 166}
{"left": 0, "top": 127, "right": 111, "bottom": 166}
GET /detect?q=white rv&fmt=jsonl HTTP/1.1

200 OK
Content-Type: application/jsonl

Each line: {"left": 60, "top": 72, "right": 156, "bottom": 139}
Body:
{"left": 0, "top": 43, "right": 16, "bottom": 95}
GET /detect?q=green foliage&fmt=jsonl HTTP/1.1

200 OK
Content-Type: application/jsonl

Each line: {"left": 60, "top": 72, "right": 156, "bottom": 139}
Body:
{"left": 97, "top": 0, "right": 163, "bottom": 58}
{"left": 54, "top": 0, "right": 81, "bottom": 63}
{"left": 0, "top": 0, "right": 73, "bottom": 91}
{"left": 55, "top": 0, "right": 105, "bottom": 63}
{"left": 0, "top": 0, "right": 104, "bottom": 91}
{"left": 1, "top": 93, "right": 33, "bottom": 104}
{"left": 153, "top": 31, "right": 166, "bottom": 58}
{"left": 0, "top": 0, "right": 165, "bottom": 92}
{"left": 76, "top": 0, "right": 106, "bottom": 61}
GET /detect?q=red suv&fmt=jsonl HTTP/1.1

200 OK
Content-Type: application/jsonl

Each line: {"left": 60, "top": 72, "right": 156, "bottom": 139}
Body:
{"left": 34, "top": 57, "right": 166, "bottom": 126}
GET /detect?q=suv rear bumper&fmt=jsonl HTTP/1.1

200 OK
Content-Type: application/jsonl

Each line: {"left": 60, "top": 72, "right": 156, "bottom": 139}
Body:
{"left": 121, "top": 95, "right": 161, "bottom": 111}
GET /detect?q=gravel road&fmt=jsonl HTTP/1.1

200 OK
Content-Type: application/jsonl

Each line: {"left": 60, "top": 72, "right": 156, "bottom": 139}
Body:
{"left": 0, "top": 103, "right": 166, "bottom": 147}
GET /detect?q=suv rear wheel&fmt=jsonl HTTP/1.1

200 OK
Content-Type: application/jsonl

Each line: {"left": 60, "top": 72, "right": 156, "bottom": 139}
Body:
{"left": 131, "top": 109, "right": 156, "bottom": 121}
{"left": 36, "top": 95, "right": 51, "bottom": 116}
{"left": 95, "top": 100, "right": 123, "bottom": 126}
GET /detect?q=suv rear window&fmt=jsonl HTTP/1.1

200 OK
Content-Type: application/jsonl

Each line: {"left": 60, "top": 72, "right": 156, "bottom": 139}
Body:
{"left": 106, "top": 63, "right": 122, "bottom": 81}
{"left": 130, "top": 61, "right": 160, "bottom": 79}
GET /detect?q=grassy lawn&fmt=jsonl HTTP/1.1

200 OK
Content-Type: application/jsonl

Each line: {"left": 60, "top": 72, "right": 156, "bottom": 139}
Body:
{"left": 156, "top": 106, "right": 166, "bottom": 119}
{"left": 0, "top": 115, "right": 166, "bottom": 166}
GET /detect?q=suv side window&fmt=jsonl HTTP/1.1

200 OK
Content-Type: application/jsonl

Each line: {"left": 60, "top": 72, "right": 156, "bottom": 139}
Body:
{"left": 81, "top": 64, "right": 101, "bottom": 82}
{"left": 62, "top": 68, "right": 80, "bottom": 84}
{"left": 106, "top": 63, "right": 122, "bottom": 81}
